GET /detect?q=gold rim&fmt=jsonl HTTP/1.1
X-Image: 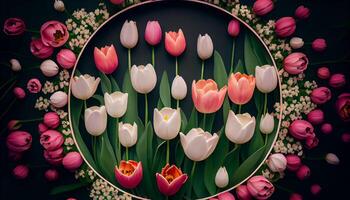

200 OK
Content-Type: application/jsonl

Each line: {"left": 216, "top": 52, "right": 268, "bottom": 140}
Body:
{"left": 68, "top": 0, "right": 283, "bottom": 199}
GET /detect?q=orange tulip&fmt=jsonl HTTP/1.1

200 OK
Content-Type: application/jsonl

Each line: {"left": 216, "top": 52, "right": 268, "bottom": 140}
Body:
{"left": 165, "top": 29, "right": 186, "bottom": 57}
{"left": 191, "top": 79, "right": 227, "bottom": 114}
{"left": 228, "top": 72, "right": 255, "bottom": 105}
{"left": 93, "top": 44, "right": 118, "bottom": 74}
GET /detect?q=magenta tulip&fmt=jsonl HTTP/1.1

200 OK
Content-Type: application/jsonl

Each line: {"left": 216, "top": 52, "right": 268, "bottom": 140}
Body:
{"left": 40, "top": 20, "right": 69, "bottom": 47}
{"left": 40, "top": 130, "right": 64, "bottom": 151}
{"left": 305, "top": 135, "right": 319, "bottom": 149}
{"left": 45, "top": 169, "right": 59, "bottom": 181}
{"left": 27, "top": 78, "right": 42, "bottom": 93}
{"left": 247, "top": 175, "right": 274, "bottom": 200}
{"left": 310, "top": 87, "right": 331, "bottom": 104}
{"left": 329, "top": 73, "right": 346, "bottom": 88}
{"left": 38, "top": 123, "right": 48, "bottom": 134}
{"left": 236, "top": 185, "right": 252, "bottom": 200}
{"left": 286, "top": 154, "right": 301, "bottom": 171}
{"left": 13, "top": 87, "right": 26, "bottom": 100}
{"left": 290, "top": 193, "right": 303, "bottom": 200}
{"left": 94, "top": 45, "right": 118, "bottom": 74}
{"left": 6, "top": 131, "right": 32, "bottom": 153}
{"left": 275, "top": 17, "right": 296, "bottom": 38}
{"left": 62, "top": 151, "right": 83, "bottom": 171}
{"left": 341, "top": 133, "right": 350, "bottom": 143}
{"left": 30, "top": 38, "right": 54, "bottom": 59}
{"left": 307, "top": 109, "right": 324, "bottom": 125}
{"left": 12, "top": 165, "right": 29, "bottom": 179}
{"left": 283, "top": 52, "right": 308, "bottom": 75}
{"left": 7, "top": 120, "right": 21, "bottom": 131}
{"left": 253, "top": 0, "right": 274, "bottom": 16}
{"left": 110, "top": 0, "right": 124, "bottom": 5}
{"left": 289, "top": 120, "right": 314, "bottom": 140}
{"left": 57, "top": 49, "right": 76, "bottom": 69}
{"left": 228, "top": 19, "right": 240, "bottom": 37}
{"left": 295, "top": 5, "right": 310, "bottom": 20}
{"left": 216, "top": 192, "right": 236, "bottom": 200}
{"left": 165, "top": 29, "right": 186, "bottom": 57}
{"left": 44, "top": 147, "right": 64, "bottom": 165}
{"left": 3, "top": 18, "right": 25, "bottom": 36}
{"left": 115, "top": 160, "right": 143, "bottom": 189}
{"left": 310, "top": 184, "right": 322, "bottom": 195}
{"left": 317, "top": 67, "right": 330, "bottom": 80}
{"left": 43, "top": 112, "right": 60, "bottom": 129}
{"left": 145, "top": 21, "right": 162, "bottom": 46}
{"left": 156, "top": 164, "right": 188, "bottom": 196}
{"left": 296, "top": 165, "right": 310, "bottom": 180}
{"left": 336, "top": 93, "right": 350, "bottom": 122}
{"left": 312, "top": 38, "right": 327, "bottom": 52}
{"left": 321, "top": 123, "right": 333, "bottom": 134}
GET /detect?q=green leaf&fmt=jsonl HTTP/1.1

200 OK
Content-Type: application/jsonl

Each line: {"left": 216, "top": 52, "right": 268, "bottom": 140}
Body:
{"left": 202, "top": 113, "right": 216, "bottom": 133}
{"left": 110, "top": 75, "right": 120, "bottom": 91}
{"left": 159, "top": 71, "right": 171, "bottom": 107}
{"left": 157, "top": 99, "right": 164, "bottom": 110}
{"left": 185, "top": 108, "right": 198, "bottom": 133}
{"left": 122, "top": 70, "right": 138, "bottom": 124}
{"left": 108, "top": 117, "right": 120, "bottom": 163}
{"left": 96, "top": 133, "right": 117, "bottom": 183}
{"left": 152, "top": 140, "right": 166, "bottom": 171}
{"left": 175, "top": 140, "right": 185, "bottom": 166}
{"left": 92, "top": 94, "right": 104, "bottom": 105}
{"left": 223, "top": 96, "right": 230, "bottom": 123}
{"left": 234, "top": 59, "right": 245, "bottom": 73}
{"left": 49, "top": 180, "right": 92, "bottom": 195}
{"left": 180, "top": 109, "right": 188, "bottom": 133}
{"left": 99, "top": 72, "right": 112, "bottom": 94}
{"left": 193, "top": 162, "right": 209, "bottom": 198}
{"left": 224, "top": 145, "right": 240, "bottom": 186}
{"left": 213, "top": 51, "right": 228, "bottom": 88}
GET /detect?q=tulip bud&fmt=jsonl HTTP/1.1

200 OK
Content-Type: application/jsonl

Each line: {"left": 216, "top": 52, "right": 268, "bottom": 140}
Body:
{"left": 312, "top": 38, "right": 327, "bottom": 52}
{"left": 296, "top": 165, "right": 310, "bottom": 180}
{"left": 40, "top": 59, "right": 59, "bottom": 77}
{"left": 13, "top": 87, "right": 26, "bottom": 100}
{"left": 27, "top": 78, "right": 42, "bottom": 94}
{"left": 50, "top": 91, "right": 68, "bottom": 108}
{"left": 267, "top": 153, "right": 287, "bottom": 172}
{"left": 310, "top": 87, "right": 331, "bottom": 104}
{"left": 289, "top": 120, "right": 314, "bottom": 140}
{"left": 286, "top": 154, "right": 301, "bottom": 171}
{"left": 120, "top": 20, "right": 138, "bottom": 49}
{"left": 236, "top": 185, "right": 252, "bottom": 200}
{"left": 283, "top": 52, "right": 308, "bottom": 75}
{"left": 144, "top": 20, "right": 162, "bottom": 46}
{"left": 7, "top": 120, "right": 21, "bottom": 131}
{"left": 215, "top": 167, "right": 229, "bottom": 188}
{"left": 57, "top": 49, "right": 76, "bottom": 69}
{"left": 130, "top": 64, "right": 157, "bottom": 94}
{"left": 342, "top": 133, "right": 350, "bottom": 143}
{"left": 255, "top": 65, "right": 277, "bottom": 93}
{"left": 325, "top": 153, "right": 339, "bottom": 165}
{"left": 217, "top": 192, "right": 236, "bottom": 200}
{"left": 307, "top": 109, "right": 324, "bottom": 125}
{"left": 6, "top": 131, "right": 32, "bottom": 153}
{"left": 43, "top": 112, "right": 60, "bottom": 129}
{"left": 110, "top": 0, "right": 124, "bottom": 5}
{"left": 38, "top": 123, "right": 48, "bottom": 134}
{"left": 289, "top": 37, "right": 304, "bottom": 49}
{"left": 12, "top": 165, "right": 29, "bottom": 179}
{"left": 54, "top": 0, "right": 65, "bottom": 12}
{"left": 10, "top": 58, "right": 21, "bottom": 72}
{"left": 320, "top": 123, "right": 332, "bottom": 134}
{"left": 40, "top": 130, "right": 64, "bottom": 151}
{"left": 165, "top": 29, "right": 187, "bottom": 57}
{"left": 84, "top": 106, "right": 107, "bottom": 136}
{"left": 30, "top": 38, "right": 54, "bottom": 59}
{"left": 94, "top": 45, "right": 118, "bottom": 74}
{"left": 44, "top": 147, "right": 64, "bottom": 165}
{"left": 335, "top": 93, "right": 350, "bottom": 122}
{"left": 118, "top": 122, "right": 138, "bottom": 148}
{"left": 197, "top": 34, "right": 214, "bottom": 60}
{"left": 310, "top": 184, "right": 322, "bottom": 196}
{"left": 45, "top": 169, "right": 59, "bottom": 181}
{"left": 260, "top": 113, "right": 275, "bottom": 134}
{"left": 227, "top": 19, "right": 240, "bottom": 37}
{"left": 275, "top": 17, "right": 296, "bottom": 38}
{"left": 62, "top": 151, "right": 83, "bottom": 171}
{"left": 171, "top": 75, "right": 187, "bottom": 100}
{"left": 317, "top": 67, "right": 330, "bottom": 80}
{"left": 253, "top": 0, "right": 274, "bottom": 16}
{"left": 247, "top": 176, "right": 274, "bottom": 199}
{"left": 329, "top": 73, "right": 346, "bottom": 88}
{"left": 290, "top": 193, "right": 303, "bottom": 200}
{"left": 295, "top": 5, "right": 310, "bottom": 20}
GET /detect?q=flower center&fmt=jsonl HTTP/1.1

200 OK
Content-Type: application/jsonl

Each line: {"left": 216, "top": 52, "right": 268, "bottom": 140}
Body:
{"left": 120, "top": 164, "right": 135, "bottom": 176}
{"left": 163, "top": 114, "right": 169, "bottom": 121}
{"left": 165, "top": 174, "right": 174, "bottom": 183}
{"left": 54, "top": 30, "right": 64, "bottom": 42}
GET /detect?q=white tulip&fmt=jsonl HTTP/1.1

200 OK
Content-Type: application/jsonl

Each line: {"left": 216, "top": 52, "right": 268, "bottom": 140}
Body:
{"left": 225, "top": 111, "right": 256, "bottom": 144}
{"left": 171, "top": 75, "right": 187, "bottom": 100}
{"left": 255, "top": 65, "right": 278, "bottom": 93}
{"left": 260, "top": 113, "right": 274, "bottom": 134}
{"left": 120, "top": 20, "right": 138, "bottom": 49}
{"left": 153, "top": 107, "right": 181, "bottom": 140}
{"left": 266, "top": 153, "right": 287, "bottom": 172}
{"left": 118, "top": 122, "right": 138, "bottom": 148}
{"left": 197, "top": 34, "right": 214, "bottom": 60}
{"left": 71, "top": 74, "right": 100, "bottom": 100}
{"left": 84, "top": 106, "right": 107, "bottom": 136}
{"left": 325, "top": 153, "right": 340, "bottom": 165}
{"left": 215, "top": 167, "right": 229, "bottom": 188}
{"left": 104, "top": 92, "right": 128, "bottom": 118}
{"left": 130, "top": 64, "right": 157, "bottom": 94}
{"left": 40, "top": 59, "right": 59, "bottom": 77}
{"left": 289, "top": 37, "right": 304, "bottom": 49}
{"left": 50, "top": 91, "right": 68, "bottom": 108}
{"left": 10, "top": 59, "right": 21, "bottom": 72}
{"left": 180, "top": 128, "right": 219, "bottom": 162}
{"left": 54, "top": 0, "right": 65, "bottom": 12}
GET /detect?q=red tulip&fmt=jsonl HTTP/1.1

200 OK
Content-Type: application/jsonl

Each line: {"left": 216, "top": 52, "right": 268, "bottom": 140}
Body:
{"left": 165, "top": 29, "right": 186, "bottom": 57}
{"left": 295, "top": 5, "right": 310, "bottom": 20}
{"left": 275, "top": 17, "right": 296, "bottom": 38}
{"left": 211, "top": 192, "right": 236, "bottom": 200}
{"left": 156, "top": 164, "right": 188, "bottom": 196}
{"left": 110, "top": 0, "right": 124, "bottom": 5}
{"left": 40, "top": 20, "right": 69, "bottom": 47}
{"left": 94, "top": 45, "right": 118, "bottom": 74}
{"left": 228, "top": 72, "right": 255, "bottom": 105}
{"left": 6, "top": 131, "right": 32, "bottom": 153}
{"left": 115, "top": 160, "right": 143, "bottom": 189}
{"left": 38, "top": 123, "right": 48, "bottom": 134}
{"left": 320, "top": 123, "right": 332, "bottom": 134}
{"left": 336, "top": 93, "right": 350, "bottom": 122}
{"left": 30, "top": 38, "right": 54, "bottom": 59}
{"left": 253, "top": 0, "right": 274, "bottom": 16}
{"left": 283, "top": 52, "right": 308, "bottom": 75}
{"left": 3, "top": 18, "right": 25, "bottom": 36}
{"left": 310, "top": 87, "right": 331, "bottom": 104}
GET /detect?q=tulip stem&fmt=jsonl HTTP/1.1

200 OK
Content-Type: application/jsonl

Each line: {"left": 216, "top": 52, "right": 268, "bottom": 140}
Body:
{"left": 263, "top": 93, "right": 268, "bottom": 114}
{"left": 0, "top": 76, "right": 17, "bottom": 91}
{"left": 19, "top": 118, "right": 44, "bottom": 123}
{"left": 200, "top": 60, "right": 205, "bottom": 79}
{"left": 310, "top": 59, "right": 350, "bottom": 66}
{"left": 152, "top": 47, "right": 155, "bottom": 67}
{"left": 0, "top": 80, "right": 16, "bottom": 103}
{"left": 116, "top": 117, "right": 121, "bottom": 163}
{"left": 188, "top": 161, "right": 197, "bottom": 196}
{"left": 0, "top": 98, "right": 16, "bottom": 120}
{"left": 176, "top": 100, "right": 179, "bottom": 108}
{"left": 238, "top": 105, "right": 242, "bottom": 114}
{"left": 202, "top": 114, "right": 207, "bottom": 130}
{"left": 144, "top": 94, "right": 148, "bottom": 124}
{"left": 230, "top": 39, "right": 235, "bottom": 74}
{"left": 126, "top": 147, "right": 129, "bottom": 161}
{"left": 175, "top": 57, "right": 179, "bottom": 76}
{"left": 83, "top": 100, "right": 87, "bottom": 110}
{"left": 128, "top": 48, "right": 131, "bottom": 71}
{"left": 166, "top": 140, "right": 170, "bottom": 164}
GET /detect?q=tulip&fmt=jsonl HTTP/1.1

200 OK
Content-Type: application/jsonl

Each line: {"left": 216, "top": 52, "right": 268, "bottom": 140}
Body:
{"left": 307, "top": 109, "right": 324, "bottom": 125}
{"left": 275, "top": 17, "right": 296, "bottom": 38}
{"left": 225, "top": 111, "right": 256, "bottom": 144}
{"left": 290, "top": 193, "right": 303, "bottom": 200}
{"left": 118, "top": 122, "right": 138, "bottom": 148}
{"left": 110, "top": 0, "right": 124, "bottom": 5}
{"left": 145, "top": 21, "right": 162, "bottom": 46}
{"left": 84, "top": 106, "right": 107, "bottom": 136}
{"left": 317, "top": 67, "right": 330, "bottom": 80}
{"left": 341, "top": 133, "right": 350, "bottom": 143}
{"left": 247, "top": 175, "right": 274, "bottom": 200}
{"left": 40, "top": 130, "right": 64, "bottom": 150}
{"left": 7, "top": 120, "right": 21, "bottom": 131}
{"left": 104, "top": 91, "right": 128, "bottom": 118}
{"left": 54, "top": 0, "right": 65, "bottom": 12}
{"left": 335, "top": 93, "right": 350, "bottom": 122}
{"left": 197, "top": 34, "right": 214, "bottom": 60}
{"left": 13, "top": 87, "right": 26, "bottom": 100}
{"left": 154, "top": 107, "right": 181, "bottom": 140}
{"left": 130, "top": 64, "right": 157, "bottom": 94}
{"left": 296, "top": 165, "right": 310, "bottom": 180}
{"left": 40, "top": 59, "right": 59, "bottom": 77}
{"left": 295, "top": 5, "right": 310, "bottom": 20}
{"left": 30, "top": 38, "right": 54, "bottom": 59}
{"left": 40, "top": 20, "right": 69, "bottom": 47}
{"left": 329, "top": 73, "right": 346, "bottom": 88}
{"left": 43, "top": 112, "right": 60, "bottom": 129}
{"left": 62, "top": 151, "right": 83, "bottom": 171}
{"left": 45, "top": 169, "right": 59, "bottom": 181}
{"left": 320, "top": 123, "right": 332, "bottom": 134}
{"left": 253, "top": 0, "right": 274, "bottom": 16}
{"left": 266, "top": 153, "right": 287, "bottom": 172}
{"left": 305, "top": 135, "right": 319, "bottom": 149}
{"left": 215, "top": 167, "right": 229, "bottom": 188}
{"left": 156, "top": 164, "right": 188, "bottom": 196}
{"left": 286, "top": 154, "right": 301, "bottom": 171}
{"left": 260, "top": 113, "right": 274, "bottom": 134}
{"left": 38, "top": 123, "right": 48, "bottom": 134}
{"left": 212, "top": 192, "right": 236, "bottom": 200}
{"left": 165, "top": 29, "right": 186, "bottom": 57}
{"left": 120, "top": 20, "right": 138, "bottom": 49}
{"left": 10, "top": 59, "right": 21, "bottom": 72}
{"left": 57, "top": 49, "right": 76, "bottom": 69}
{"left": 44, "top": 147, "right": 64, "bottom": 165}
{"left": 310, "top": 184, "right": 322, "bottom": 195}
{"left": 94, "top": 45, "right": 118, "bottom": 74}
{"left": 3, "top": 18, "right": 25, "bottom": 36}
{"left": 115, "top": 160, "right": 143, "bottom": 189}
{"left": 71, "top": 74, "right": 100, "bottom": 100}
{"left": 236, "top": 185, "right": 252, "bottom": 200}
{"left": 310, "top": 87, "right": 331, "bottom": 104}
{"left": 171, "top": 75, "right": 187, "bottom": 100}
{"left": 12, "top": 165, "right": 29, "bottom": 179}
{"left": 228, "top": 72, "right": 255, "bottom": 105}
{"left": 255, "top": 65, "right": 278, "bottom": 93}
{"left": 325, "top": 153, "right": 339, "bottom": 165}
{"left": 227, "top": 19, "right": 240, "bottom": 37}
{"left": 50, "top": 91, "right": 68, "bottom": 108}
{"left": 180, "top": 128, "right": 219, "bottom": 162}
{"left": 27, "top": 78, "right": 42, "bottom": 93}
{"left": 289, "top": 37, "right": 304, "bottom": 49}
{"left": 283, "top": 52, "right": 308, "bottom": 75}
{"left": 312, "top": 38, "right": 327, "bottom": 52}
{"left": 289, "top": 120, "right": 314, "bottom": 140}
{"left": 6, "top": 131, "right": 32, "bottom": 153}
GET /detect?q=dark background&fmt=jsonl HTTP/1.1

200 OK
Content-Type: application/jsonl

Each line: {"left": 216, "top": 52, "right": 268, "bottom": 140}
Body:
{"left": 0, "top": 0, "right": 349, "bottom": 199}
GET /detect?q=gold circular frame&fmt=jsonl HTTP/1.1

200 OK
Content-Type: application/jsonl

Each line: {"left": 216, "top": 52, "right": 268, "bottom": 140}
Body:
{"left": 68, "top": 0, "right": 283, "bottom": 199}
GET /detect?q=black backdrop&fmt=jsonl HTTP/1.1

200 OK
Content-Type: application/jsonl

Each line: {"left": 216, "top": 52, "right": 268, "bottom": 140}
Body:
{"left": 0, "top": 0, "right": 349, "bottom": 199}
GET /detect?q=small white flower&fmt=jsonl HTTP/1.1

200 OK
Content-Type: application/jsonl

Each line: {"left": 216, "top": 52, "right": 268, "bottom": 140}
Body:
{"left": 54, "top": 0, "right": 65, "bottom": 12}
{"left": 10, "top": 59, "right": 21, "bottom": 72}
{"left": 215, "top": 167, "right": 229, "bottom": 188}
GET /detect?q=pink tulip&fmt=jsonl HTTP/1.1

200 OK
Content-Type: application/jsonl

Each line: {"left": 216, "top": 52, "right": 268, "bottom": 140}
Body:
{"left": 44, "top": 147, "right": 64, "bottom": 165}
{"left": 145, "top": 21, "right": 162, "bottom": 46}
{"left": 165, "top": 29, "right": 186, "bottom": 57}
{"left": 40, "top": 130, "right": 64, "bottom": 151}
{"left": 283, "top": 52, "right": 308, "bottom": 75}
{"left": 305, "top": 135, "right": 319, "bottom": 149}
{"left": 320, "top": 123, "right": 332, "bottom": 134}
{"left": 228, "top": 19, "right": 240, "bottom": 37}
{"left": 8, "top": 151, "right": 23, "bottom": 161}
{"left": 27, "top": 78, "right": 42, "bottom": 93}
{"left": 38, "top": 123, "right": 48, "bottom": 134}
{"left": 286, "top": 154, "right": 301, "bottom": 171}
{"left": 342, "top": 133, "right": 350, "bottom": 143}
{"left": 296, "top": 165, "right": 310, "bottom": 180}
{"left": 228, "top": 72, "right": 255, "bottom": 105}
{"left": 43, "top": 112, "right": 60, "bottom": 129}
{"left": 329, "top": 73, "right": 346, "bottom": 88}
{"left": 12, "top": 165, "right": 29, "bottom": 179}
{"left": 247, "top": 175, "right": 274, "bottom": 200}
{"left": 236, "top": 185, "right": 252, "bottom": 200}
{"left": 192, "top": 79, "right": 227, "bottom": 114}
{"left": 253, "top": 0, "right": 274, "bottom": 16}
{"left": 13, "top": 87, "right": 26, "bottom": 100}
{"left": 3, "top": 18, "right": 25, "bottom": 36}
{"left": 66, "top": 198, "right": 77, "bottom": 200}
{"left": 110, "top": 0, "right": 124, "bottom": 5}
{"left": 30, "top": 38, "right": 54, "bottom": 59}
{"left": 275, "top": 17, "right": 296, "bottom": 38}
{"left": 40, "top": 20, "right": 69, "bottom": 47}
{"left": 6, "top": 131, "right": 32, "bottom": 153}
{"left": 94, "top": 45, "right": 118, "bottom": 74}
{"left": 307, "top": 109, "right": 324, "bottom": 125}
{"left": 57, "top": 49, "right": 77, "bottom": 69}
{"left": 7, "top": 120, "right": 21, "bottom": 131}
{"left": 336, "top": 93, "right": 350, "bottom": 122}
{"left": 156, "top": 164, "right": 188, "bottom": 196}
{"left": 317, "top": 67, "right": 330, "bottom": 80}
{"left": 310, "top": 184, "right": 321, "bottom": 195}
{"left": 115, "top": 160, "right": 143, "bottom": 189}
{"left": 289, "top": 193, "right": 303, "bottom": 200}
{"left": 45, "top": 169, "right": 59, "bottom": 181}
{"left": 217, "top": 192, "right": 236, "bottom": 200}
{"left": 312, "top": 38, "right": 327, "bottom": 52}
{"left": 295, "top": 5, "right": 310, "bottom": 20}
{"left": 310, "top": 87, "right": 331, "bottom": 104}
{"left": 289, "top": 120, "right": 314, "bottom": 140}
{"left": 62, "top": 151, "right": 83, "bottom": 171}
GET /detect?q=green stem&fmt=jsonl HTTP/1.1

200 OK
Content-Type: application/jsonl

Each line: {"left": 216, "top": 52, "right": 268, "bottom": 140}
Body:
{"left": 264, "top": 133, "right": 268, "bottom": 145}
{"left": 166, "top": 140, "right": 170, "bottom": 164}
{"left": 200, "top": 60, "right": 205, "bottom": 79}
{"left": 0, "top": 80, "right": 17, "bottom": 103}
{"left": 19, "top": 118, "right": 43, "bottom": 123}
{"left": 238, "top": 105, "right": 242, "bottom": 114}
{"left": 0, "top": 98, "right": 16, "bottom": 120}
{"left": 175, "top": 57, "right": 179, "bottom": 76}
{"left": 310, "top": 59, "right": 350, "bottom": 66}
{"left": 128, "top": 48, "right": 131, "bottom": 71}
{"left": 144, "top": 94, "right": 148, "bottom": 124}
{"left": 152, "top": 47, "right": 155, "bottom": 67}
{"left": 188, "top": 161, "right": 197, "bottom": 197}
{"left": 0, "top": 76, "right": 17, "bottom": 91}
{"left": 84, "top": 100, "right": 87, "bottom": 110}
{"left": 116, "top": 117, "right": 121, "bottom": 163}
{"left": 263, "top": 93, "right": 268, "bottom": 114}
{"left": 202, "top": 114, "right": 207, "bottom": 130}
{"left": 126, "top": 147, "right": 129, "bottom": 161}
{"left": 230, "top": 39, "right": 235, "bottom": 73}
{"left": 176, "top": 100, "right": 179, "bottom": 108}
